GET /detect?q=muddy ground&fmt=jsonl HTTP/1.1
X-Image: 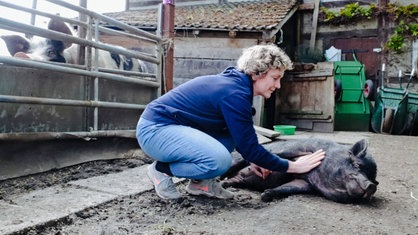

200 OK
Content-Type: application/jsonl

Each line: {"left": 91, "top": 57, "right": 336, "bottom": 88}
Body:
{"left": 0, "top": 132, "right": 417, "bottom": 235}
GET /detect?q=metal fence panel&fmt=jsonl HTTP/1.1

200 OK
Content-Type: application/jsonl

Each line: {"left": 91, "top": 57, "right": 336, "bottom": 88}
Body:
{"left": 0, "top": 0, "right": 164, "bottom": 138}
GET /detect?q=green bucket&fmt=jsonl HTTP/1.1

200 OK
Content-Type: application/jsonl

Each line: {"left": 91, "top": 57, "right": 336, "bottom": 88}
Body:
{"left": 273, "top": 125, "right": 296, "bottom": 135}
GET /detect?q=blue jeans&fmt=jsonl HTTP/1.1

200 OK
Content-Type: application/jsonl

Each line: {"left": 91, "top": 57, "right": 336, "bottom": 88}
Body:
{"left": 136, "top": 118, "right": 235, "bottom": 179}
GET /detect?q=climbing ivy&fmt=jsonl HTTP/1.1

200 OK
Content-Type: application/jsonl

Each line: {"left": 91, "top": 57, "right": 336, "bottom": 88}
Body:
{"left": 386, "top": 4, "right": 418, "bottom": 53}
{"left": 320, "top": 3, "right": 418, "bottom": 53}
{"left": 320, "top": 3, "right": 377, "bottom": 24}
{"left": 386, "top": 33, "right": 405, "bottom": 53}
{"left": 387, "top": 3, "right": 418, "bottom": 22}
{"left": 386, "top": 23, "right": 418, "bottom": 53}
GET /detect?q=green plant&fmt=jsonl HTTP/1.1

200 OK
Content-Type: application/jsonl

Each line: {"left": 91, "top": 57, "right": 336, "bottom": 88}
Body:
{"left": 386, "top": 34, "right": 405, "bottom": 52}
{"left": 386, "top": 16, "right": 418, "bottom": 53}
{"left": 387, "top": 3, "right": 418, "bottom": 22}
{"left": 320, "top": 3, "right": 376, "bottom": 24}
{"left": 320, "top": 3, "right": 418, "bottom": 53}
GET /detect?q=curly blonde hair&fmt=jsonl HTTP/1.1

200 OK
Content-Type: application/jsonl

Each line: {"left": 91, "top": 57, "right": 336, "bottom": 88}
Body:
{"left": 236, "top": 44, "right": 293, "bottom": 75}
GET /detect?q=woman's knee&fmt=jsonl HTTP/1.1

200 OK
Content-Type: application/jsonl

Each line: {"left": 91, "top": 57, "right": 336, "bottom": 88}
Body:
{"left": 206, "top": 152, "right": 232, "bottom": 177}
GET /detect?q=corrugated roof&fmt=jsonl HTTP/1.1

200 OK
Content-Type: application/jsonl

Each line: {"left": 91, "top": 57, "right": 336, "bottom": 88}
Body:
{"left": 104, "top": 0, "right": 299, "bottom": 32}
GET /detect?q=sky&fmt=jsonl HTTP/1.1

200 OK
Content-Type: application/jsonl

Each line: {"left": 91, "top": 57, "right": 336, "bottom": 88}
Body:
{"left": 0, "top": 0, "right": 126, "bottom": 34}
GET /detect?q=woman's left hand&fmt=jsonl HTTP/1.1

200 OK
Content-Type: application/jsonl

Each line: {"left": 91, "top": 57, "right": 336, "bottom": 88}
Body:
{"left": 250, "top": 163, "right": 272, "bottom": 179}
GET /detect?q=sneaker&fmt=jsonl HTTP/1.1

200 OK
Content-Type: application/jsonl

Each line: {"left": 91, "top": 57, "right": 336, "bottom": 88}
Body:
{"left": 147, "top": 162, "right": 181, "bottom": 199}
{"left": 185, "top": 178, "right": 234, "bottom": 199}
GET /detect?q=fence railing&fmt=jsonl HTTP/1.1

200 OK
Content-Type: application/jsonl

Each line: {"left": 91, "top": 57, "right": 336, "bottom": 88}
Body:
{"left": 0, "top": 0, "right": 165, "bottom": 140}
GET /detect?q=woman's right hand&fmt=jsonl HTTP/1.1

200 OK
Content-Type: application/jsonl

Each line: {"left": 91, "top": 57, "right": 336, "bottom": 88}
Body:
{"left": 286, "top": 149, "right": 325, "bottom": 174}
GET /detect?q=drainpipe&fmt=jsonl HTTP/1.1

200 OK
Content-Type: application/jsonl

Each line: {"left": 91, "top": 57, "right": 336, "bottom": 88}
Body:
{"left": 158, "top": 0, "right": 175, "bottom": 93}
{"left": 378, "top": 0, "right": 388, "bottom": 68}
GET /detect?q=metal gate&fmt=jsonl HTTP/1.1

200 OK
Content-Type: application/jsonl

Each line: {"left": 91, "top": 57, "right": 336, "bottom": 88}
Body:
{"left": 0, "top": 0, "right": 165, "bottom": 140}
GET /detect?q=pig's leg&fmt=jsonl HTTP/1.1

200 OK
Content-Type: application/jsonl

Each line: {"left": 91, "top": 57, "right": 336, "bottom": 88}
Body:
{"left": 260, "top": 179, "right": 313, "bottom": 202}
{"left": 222, "top": 167, "right": 255, "bottom": 189}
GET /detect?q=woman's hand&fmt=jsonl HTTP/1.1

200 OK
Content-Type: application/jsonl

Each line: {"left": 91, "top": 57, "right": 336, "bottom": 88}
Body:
{"left": 286, "top": 149, "right": 326, "bottom": 174}
{"left": 250, "top": 163, "right": 272, "bottom": 179}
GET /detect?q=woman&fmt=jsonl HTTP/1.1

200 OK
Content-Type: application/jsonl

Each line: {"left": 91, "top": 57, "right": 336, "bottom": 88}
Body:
{"left": 136, "top": 44, "right": 325, "bottom": 200}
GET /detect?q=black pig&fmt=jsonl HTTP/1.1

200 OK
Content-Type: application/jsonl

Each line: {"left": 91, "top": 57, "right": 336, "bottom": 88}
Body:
{"left": 221, "top": 138, "right": 378, "bottom": 203}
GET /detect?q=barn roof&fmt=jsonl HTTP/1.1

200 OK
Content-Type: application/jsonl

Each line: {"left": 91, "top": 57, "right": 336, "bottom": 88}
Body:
{"left": 103, "top": 0, "right": 299, "bottom": 32}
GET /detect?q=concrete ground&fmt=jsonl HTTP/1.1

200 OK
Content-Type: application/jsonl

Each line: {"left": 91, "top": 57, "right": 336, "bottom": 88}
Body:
{"left": 0, "top": 131, "right": 415, "bottom": 234}
{"left": 0, "top": 165, "right": 155, "bottom": 234}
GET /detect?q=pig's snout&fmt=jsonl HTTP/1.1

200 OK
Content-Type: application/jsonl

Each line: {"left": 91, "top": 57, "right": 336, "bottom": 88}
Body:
{"left": 14, "top": 52, "right": 30, "bottom": 59}
{"left": 362, "top": 182, "right": 377, "bottom": 199}
{"left": 347, "top": 175, "right": 378, "bottom": 200}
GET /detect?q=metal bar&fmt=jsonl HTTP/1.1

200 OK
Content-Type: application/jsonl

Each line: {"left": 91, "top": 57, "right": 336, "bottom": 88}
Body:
{"left": 93, "top": 17, "right": 99, "bottom": 131}
{"left": 46, "top": 0, "right": 161, "bottom": 43}
{"left": 0, "top": 17, "right": 159, "bottom": 64}
{"left": 2, "top": 0, "right": 159, "bottom": 43}
{"left": 0, "top": 1, "right": 164, "bottom": 137}
{"left": 30, "top": 0, "right": 37, "bottom": 26}
{"left": 100, "top": 26, "right": 157, "bottom": 45}
{"left": 79, "top": 0, "right": 88, "bottom": 132}
{"left": 0, "top": 56, "right": 160, "bottom": 87}
{"left": 0, "top": 0, "right": 158, "bottom": 45}
{"left": 156, "top": 4, "right": 164, "bottom": 96}
{"left": 406, "top": 68, "right": 415, "bottom": 90}
{"left": 381, "top": 63, "right": 385, "bottom": 89}
{"left": 0, "top": 94, "right": 147, "bottom": 110}
{"left": 0, "top": 130, "right": 136, "bottom": 141}
{"left": 0, "top": 0, "right": 84, "bottom": 32}
{"left": 0, "top": 0, "right": 159, "bottom": 59}
{"left": 97, "top": 67, "right": 156, "bottom": 78}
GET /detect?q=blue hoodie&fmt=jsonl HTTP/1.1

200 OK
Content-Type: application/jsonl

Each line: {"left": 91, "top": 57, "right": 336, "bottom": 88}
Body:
{"left": 141, "top": 67, "right": 289, "bottom": 172}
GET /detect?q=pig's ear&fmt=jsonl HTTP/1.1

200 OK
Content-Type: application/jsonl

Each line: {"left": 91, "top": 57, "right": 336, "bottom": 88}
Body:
{"left": 1, "top": 35, "right": 30, "bottom": 56}
{"left": 48, "top": 19, "right": 73, "bottom": 49}
{"left": 350, "top": 139, "right": 368, "bottom": 158}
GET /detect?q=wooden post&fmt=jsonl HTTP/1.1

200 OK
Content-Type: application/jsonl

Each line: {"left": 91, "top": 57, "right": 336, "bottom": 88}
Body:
{"left": 160, "top": 0, "right": 175, "bottom": 93}
{"left": 309, "top": 0, "right": 320, "bottom": 50}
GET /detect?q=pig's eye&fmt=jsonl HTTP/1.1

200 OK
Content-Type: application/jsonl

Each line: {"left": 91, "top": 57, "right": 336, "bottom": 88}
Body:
{"left": 349, "top": 156, "right": 360, "bottom": 169}
{"left": 350, "top": 159, "right": 360, "bottom": 169}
